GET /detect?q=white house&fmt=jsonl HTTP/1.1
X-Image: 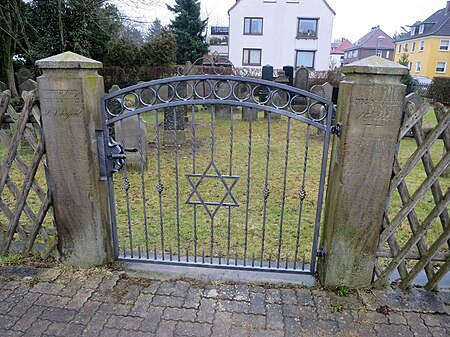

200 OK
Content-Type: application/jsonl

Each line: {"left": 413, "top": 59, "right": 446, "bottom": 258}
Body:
{"left": 228, "top": 0, "right": 335, "bottom": 70}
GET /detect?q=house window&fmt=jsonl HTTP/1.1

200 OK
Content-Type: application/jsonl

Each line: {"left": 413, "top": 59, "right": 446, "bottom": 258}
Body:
{"left": 411, "top": 27, "right": 416, "bottom": 36}
{"left": 353, "top": 50, "right": 358, "bottom": 57}
{"left": 419, "top": 41, "right": 425, "bottom": 51}
{"left": 436, "top": 62, "right": 447, "bottom": 73}
{"left": 295, "top": 50, "right": 315, "bottom": 68}
{"left": 416, "top": 61, "right": 421, "bottom": 72}
{"left": 397, "top": 44, "right": 402, "bottom": 54}
{"left": 411, "top": 42, "right": 416, "bottom": 52}
{"left": 297, "top": 18, "right": 318, "bottom": 38}
{"left": 408, "top": 62, "right": 412, "bottom": 70}
{"left": 440, "top": 40, "right": 449, "bottom": 51}
{"left": 242, "top": 48, "right": 262, "bottom": 66}
{"left": 403, "top": 43, "right": 408, "bottom": 53}
{"left": 419, "top": 24, "right": 424, "bottom": 34}
{"left": 386, "top": 50, "right": 390, "bottom": 58}
{"left": 344, "top": 52, "right": 347, "bottom": 58}
{"left": 244, "top": 18, "right": 263, "bottom": 35}
{"left": 376, "top": 50, "right": 382, "bottom": 57}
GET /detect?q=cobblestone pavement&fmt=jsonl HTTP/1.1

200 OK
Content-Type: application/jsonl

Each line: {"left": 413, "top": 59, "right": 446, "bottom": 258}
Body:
{"left": 0, "top": 266, "right": 449, "bottom": 337}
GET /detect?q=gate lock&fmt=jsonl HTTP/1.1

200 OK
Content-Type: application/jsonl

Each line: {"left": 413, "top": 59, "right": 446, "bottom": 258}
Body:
{"left": 97, "top": 130, "right": 137, "bottom": 180}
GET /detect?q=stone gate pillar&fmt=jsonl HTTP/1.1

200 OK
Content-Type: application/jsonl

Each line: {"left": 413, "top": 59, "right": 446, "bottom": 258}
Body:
{"left": 318, "top": 56, "right": 408, "bottom": 288}
{"left": 36, "top": 52, "right": 113, "bottom": 267}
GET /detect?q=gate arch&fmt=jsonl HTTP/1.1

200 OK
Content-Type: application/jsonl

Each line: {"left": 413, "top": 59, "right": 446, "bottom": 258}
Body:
{"left": 100, "top": 67, "right": 335, "bottom": 274}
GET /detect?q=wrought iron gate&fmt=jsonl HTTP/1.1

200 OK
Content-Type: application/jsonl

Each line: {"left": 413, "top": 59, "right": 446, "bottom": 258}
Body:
{"left": 99, "top": 60, "right": 336, "bottom": 274}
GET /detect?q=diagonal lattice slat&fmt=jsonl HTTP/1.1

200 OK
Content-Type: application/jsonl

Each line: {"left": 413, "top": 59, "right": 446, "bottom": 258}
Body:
{"left": 375, "top": 94, "right": 450, "bottom": 291}
{"left": 0, "top": 90, "right": 56, "bottom": 258}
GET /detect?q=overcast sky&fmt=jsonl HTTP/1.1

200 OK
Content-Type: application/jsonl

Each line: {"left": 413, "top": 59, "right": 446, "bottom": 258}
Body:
{"left": 116, "top": 0, "right": 447, "bottom": 42}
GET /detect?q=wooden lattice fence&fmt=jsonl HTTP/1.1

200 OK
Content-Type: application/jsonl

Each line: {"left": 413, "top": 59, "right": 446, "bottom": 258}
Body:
{"left": 375, "top": 94, "right": 449, "bottom": 290}
{"left": 0, "top": 90, "right": 57, "bottom": 258}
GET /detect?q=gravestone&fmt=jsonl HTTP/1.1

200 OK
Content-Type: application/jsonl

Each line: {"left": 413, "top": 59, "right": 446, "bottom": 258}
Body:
{"left": 214, "top": 80, "right": 232, "bottom": 120}
{"left": 267, "top": 71, "right": 290, "bottom": 120}
{"left": 19, "top": 79, "right": 37, "bottom": 94}
{"left": 16, "top": 68, "right": 32, "bottom": 86}
{"left": 322, "top": 82, "right": 333, "bottom": 102}
{"left": 240, "top": 83, "right": 258, "bottom": 121}
{"left": 110, "top": 84, "right": 149, "bottom": 169}
{"left": 0, "top": 81, "right": 7, "bottom": 92}
{"left": 260, "top": 64, "right": 274, "bottom": 103}
{"left": 309, "top": 84, "right": 326, "bottom": 121}
{"left": 294, "top": 67, "right": 309, "bottom": 91}
{"left": 283, "top": 66, "right": 294, "bottom": 86}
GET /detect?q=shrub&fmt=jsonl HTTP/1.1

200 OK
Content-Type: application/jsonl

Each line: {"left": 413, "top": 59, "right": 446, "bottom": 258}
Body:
{"left": 429, "top": 77, "right": 450, "bottom": 105}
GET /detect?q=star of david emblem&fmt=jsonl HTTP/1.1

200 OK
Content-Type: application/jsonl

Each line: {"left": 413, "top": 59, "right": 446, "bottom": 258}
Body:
{"left": 186, "top": 161, "right": 239, "bottom": 218}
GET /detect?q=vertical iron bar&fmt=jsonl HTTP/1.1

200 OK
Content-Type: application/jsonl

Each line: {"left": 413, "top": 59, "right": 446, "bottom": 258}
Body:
{"left": 210, "top": 106, "right": 215, "bottom": 263}
{"left": 138, "top": 245, "right": 141, "bottom": 259}
{"left": 123, "top": 243, "right": 126, "bottom": 258}
{"left": 268, "top": 253, "right": 272, "bottom": 268}
{"left": 252, "top": 252, "right": 255, "bottom": 267}
{"left": 137, "top": 115, "right": 149, "bottom": 259}
{"left": 310, "top": 105, "right": 333, "bottom": 273}
{"left": 294, "top": 125, "right": 310, "bottom": 270}
{"left": 285, "top": 253, "right": 289, "bottom": 269}
{"left": 227, "top": 105, "right": 234, "bottom": 266}
{"left": 243, "top": 107, "right": 253, "bottom": 264}
{"left": 173, "top": 108, "right": 181, "bottom": 261}
{"left": 170, "top": 246, "right": 173, "bottom": 261}
{"left": 202, "top": 247, "right": 205, "bottom": 264}
{"left": 120, "top": 120, "right": 133, "bottom": 258}
{"left": 277, "top": 118, "right": 291, "bottom": 268}
{"left": 260, "top": 112, "right": 271, "bottom": 267}
{"left": 191, "top": 105, "right": 198, "bottom": 263}
{"left": 154, "top": 245, "right": 157, "bottom": 260}
{"left": 156, "top": 110, "right": 165, "bottom": 260}
{"left": 219, "top": 250, "right": 222, "bottom": 265}
{"left": 186, "top": 248, "right": 189, "bottom": 262}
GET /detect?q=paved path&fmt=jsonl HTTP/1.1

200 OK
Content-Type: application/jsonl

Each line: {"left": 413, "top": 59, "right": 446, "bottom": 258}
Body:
{"left": 0, "top": 265, "right": 449, "bottom": 337}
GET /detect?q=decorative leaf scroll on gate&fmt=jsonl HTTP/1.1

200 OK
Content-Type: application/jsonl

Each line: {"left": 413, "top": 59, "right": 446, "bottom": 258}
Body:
{"left": 102, "top": 59, "right": 335, "bottom": 274}
{"left": 375, "top": 94, "right": 449, "bottom": 290}
{"left": 0, "top": 90, "right": 56, "bottom": 258}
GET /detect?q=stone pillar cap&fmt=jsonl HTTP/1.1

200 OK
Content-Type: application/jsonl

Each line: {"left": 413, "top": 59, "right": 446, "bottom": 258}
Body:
{"left": 36, "top": 51, "right": 102, "bottom": 69}
{"left": 343, "top": 56, "right": 408, "bottom": 76}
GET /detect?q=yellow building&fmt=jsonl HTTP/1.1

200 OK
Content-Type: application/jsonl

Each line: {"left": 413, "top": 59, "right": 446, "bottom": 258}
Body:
{"left": 394, "top": 1, "right": 450, "bottom": 79}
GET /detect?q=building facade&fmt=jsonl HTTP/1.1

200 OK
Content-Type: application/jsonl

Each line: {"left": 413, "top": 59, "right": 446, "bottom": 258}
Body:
{"left": 343, "top": 27, "right": 394, "bottom": 65}
{"left": 330, "top": 38, "right": 352, "bottom": 69}
{"left": 208, "top": 26, "right": 229, "bottom": 58}
{"left": 393, "top": 1, "right": 450, "bottom": 79}
{"left": 228, "top": 0, "right": 335, "bottom": 70}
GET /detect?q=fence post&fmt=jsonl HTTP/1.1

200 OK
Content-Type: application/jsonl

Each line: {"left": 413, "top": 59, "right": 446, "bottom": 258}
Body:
{"left": 318, "top": 56, "right": 408, "bottom": 288}
{"left": 36, "top": 52, "right": 113, "bottom": 267}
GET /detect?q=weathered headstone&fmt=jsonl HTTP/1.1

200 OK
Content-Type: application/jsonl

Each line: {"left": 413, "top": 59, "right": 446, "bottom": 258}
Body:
{"left": 283, "top": 65, "right": 294, "bottom": 87}
{"left": 36, "top": 51, "right": 113, "bottom": 267}
{"left": 19, "top": 79, "right": 37, "bottom": 94}
{"left": 294, "top": 67, "right": 309, "bottom": 91}
{"left": 309, "top": 84, "right": 326, "bottom": 120}
{"left": 16, "top": 68, "right": 32, "bottom": 86}
{"left": 322, "top": 82, "right": 333, "bottom": 102}
{"left": 268, "top": 71, "right": 290, "bottom": 120}
{"left": 110, "top": 84, "right": 149, "bottom": 169}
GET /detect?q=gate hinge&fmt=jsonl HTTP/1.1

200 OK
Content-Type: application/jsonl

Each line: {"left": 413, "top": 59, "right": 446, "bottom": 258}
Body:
{"left": 316, "top": 249, "right": 326, "bottom": 258}
{"left": 97, "top": 130, "right": 137, "bottom": 180}
{"left": 331, "top": 123, "right": 342, "bottom": 138}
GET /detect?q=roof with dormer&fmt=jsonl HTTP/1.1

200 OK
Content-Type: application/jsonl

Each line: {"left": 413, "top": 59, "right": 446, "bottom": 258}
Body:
{"left": 396, "top": 4, "right": 450, "bottom": 41}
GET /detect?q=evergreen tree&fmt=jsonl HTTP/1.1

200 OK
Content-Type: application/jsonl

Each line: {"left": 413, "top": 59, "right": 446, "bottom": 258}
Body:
{"left": 146, "top": 18, "right": 163, "bottom": 40}
{"left": 167, "top": 0, "right": 208, "bottom": 64}
{"left": 398, "top": 53, "right": 413, "bottom": 89}
{"left": 140, "top": 28, "right": 177, "bottom": 66}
